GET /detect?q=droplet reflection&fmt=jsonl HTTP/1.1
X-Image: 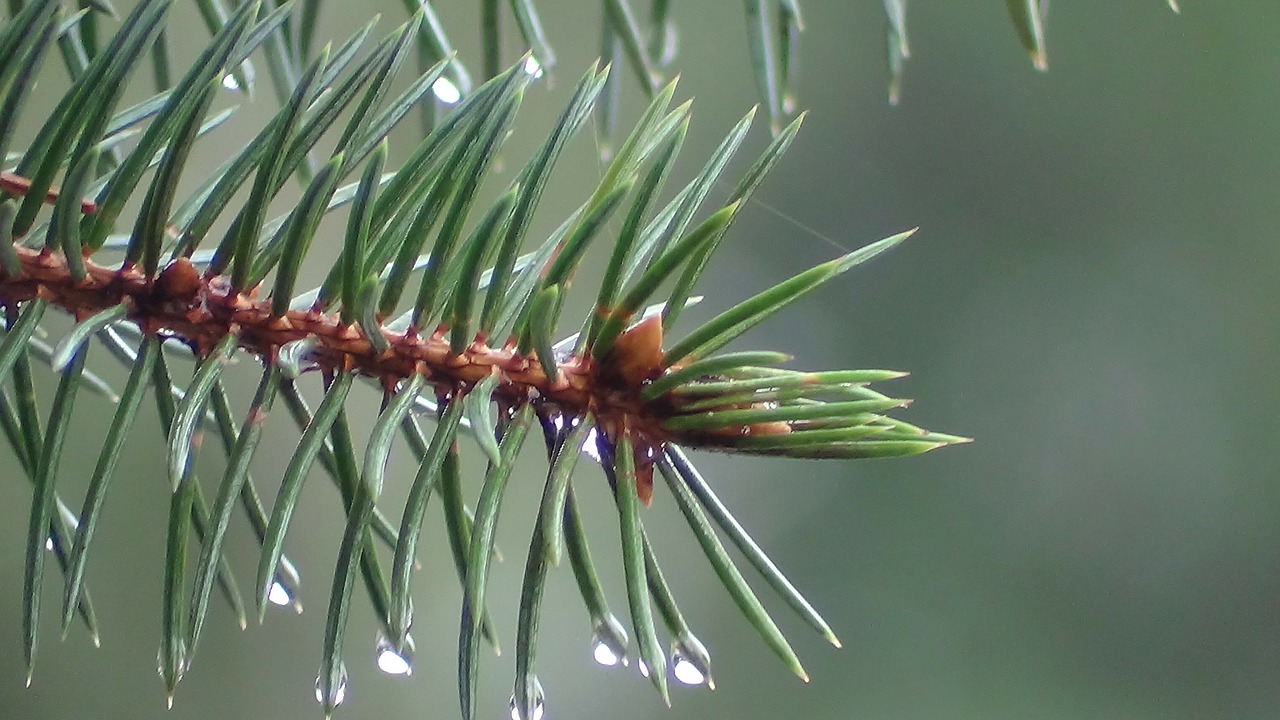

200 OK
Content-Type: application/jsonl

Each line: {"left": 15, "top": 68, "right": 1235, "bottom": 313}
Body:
{"left": 672, "top": 652, "right": 707, "bottom": 686}
{"left": 375, "top": 632, "right": 414, "bottom": 676}
{"left": 592, "top": 639, "right": 621, "bottom": 667}
{"left": 432, "top": 77, "right": 461, "bottom": 105}
{"left": 314, "top": 664, "right": 348, "bottom": 708}
{"left": 266, "top": 581, "right": 292, "bottom": 607}
{"left": 671, "top": 634, "right": 713, "bottom": 688}
{"left": 508, "top": 681, "right": 546, "bottom": 720}
{"left": 581, "top": 426, "right": 601, "bottom": 463}
{"left": 590, "top": 615, "right": 629, "bottom": 667}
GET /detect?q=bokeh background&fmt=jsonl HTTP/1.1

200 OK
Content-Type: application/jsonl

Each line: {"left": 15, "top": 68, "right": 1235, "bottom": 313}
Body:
{"left": 3, "top": 2, "right": 1278, "bottom": 719}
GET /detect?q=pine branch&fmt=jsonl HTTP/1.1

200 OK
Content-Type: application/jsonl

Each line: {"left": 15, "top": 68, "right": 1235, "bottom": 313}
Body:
{"left": 0, "top": 2, "right": 992, "bottom": 719}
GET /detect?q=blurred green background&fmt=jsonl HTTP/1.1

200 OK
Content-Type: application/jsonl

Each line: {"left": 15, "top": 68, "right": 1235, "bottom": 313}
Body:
{"left": 3, "top": 2, "right": 1278, "bottom": 719}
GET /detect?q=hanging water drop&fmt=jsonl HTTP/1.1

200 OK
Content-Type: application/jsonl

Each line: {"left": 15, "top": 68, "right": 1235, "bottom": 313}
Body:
{"left": 592, "top": 638, "right": 621, "bottom": 667}
{"left": 375, "top": 632, "right": 414, "bottom": 676}
{"left": 671, "top": 634, "right": 713, "bottom": 688}
{"left": 44, "top": 536, "right": 53, "bottom": 551}
{"left": 523, "top": 56, "right": 545, "bottom": 79}
{"left": 221, "top": 74, "right": 239, "bottom": 91}
{"left": 432, "top": 77, "right": 461, "bottom": 105}
{"left": 672, "top": 652, "right": 707, "bottom": 686}
{"left": 266, "top": 581, "right": 292, "bottom": 607}
{"left": 581, "top": 426, "right": 601, "bottom": 463}
{"left": 314, "top": 663, "right": 348, "bottom": 708}
{"left": 638, "top": 660, "right": 650, "bottom": 678}
{"left": 590, "top": 615, "right": 629, "bottom": 666}
{"left": 508, "top": 679, "right": 546, "bottom": 720}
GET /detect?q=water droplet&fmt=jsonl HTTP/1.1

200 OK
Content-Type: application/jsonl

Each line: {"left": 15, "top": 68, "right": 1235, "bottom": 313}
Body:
{"left": 672, "top": 653, "right": 707, "bottom": 686}
{"left": 523, "top": 56, "right": 545, "bottom": 79}
{"left": 581, "top": 426, "right": 601, "bottom": 463}
{"left": 156, "top": 644, "right": 189, "bottom": 685}
{"left": 266, "top": 581, "right": 292, "bottom": 607}
{"left": 314, "top": 663, "right": 348, "bottom": 707}
{"left": 375, "top": 632, "right": 414, "bottom": 676}
{"left": 44, "top": 537, "right": 53, "bottom": 551}
{"left": 221, "top": 74, "right": 240, "bottom": 91}
{"left": 638, "top": 660, "right": 650, "bottom": 678}
{"left": 432, "top": 77, "right": 461, "bottom": 105}
{"left": 592, "top": 639, "right": 621, "bottom": 667}
{"left": 671, "top": 634, "right": 712, "bottom": 688}
{"left": 589, "top": 616, "right": 628, "bottom": 667}
{"left": 508, "top": 679, "right": 546, "bottom": 720}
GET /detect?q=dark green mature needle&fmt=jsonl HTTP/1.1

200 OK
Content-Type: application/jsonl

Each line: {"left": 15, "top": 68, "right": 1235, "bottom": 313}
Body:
{"left": 187, "top": 365, "right": 280, "bottom": 653}
{"left": 459, "top": 403, "right": 533, "bottom": 719}
{"left": 449, "top": 187, "right": 518, "bottom": 354}
{"left": 480, "top": 64, "right": 609, "bottom": 335}
{"left": 12, "top": 0, "right": 170, "bottom": 235}
{"left": 610, "top": 432, "right": 669, "bottom": 702}
{"left": 23, "top": 343, "right": 87, "bottom": 682}
{"left": 62, "top": 337, "right": 158, "bottom": 634}
{"left": 257, "top": 372, "right": 352, "bottom": 619}
{"left": 389, "top": 395, "right": 465, "bottom": 640}
{"left": 91, "top": 0, "right": 254, "bottom": 252}
{"left": 583, "top": 116, "right": 686, "bottom": 350}
{"left": 657, "top": 455, "right": 809, "bottom": 682}
{"left": 167, "top": 332, "right": 236, "bottom": 490}
{"left": 319, "top": 374, "right": 423, "bottom": 717}
{"left": 50, "top": 304, "right": 126, "bottom": 372}
{"left": 669, "top": 442, "right": 829, "bottom": 647}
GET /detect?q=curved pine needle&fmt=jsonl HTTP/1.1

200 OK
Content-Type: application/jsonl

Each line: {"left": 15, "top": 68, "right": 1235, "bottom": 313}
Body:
{"left": 463, "top": 372, "right": 503, "bottom": 466}
{"left": 159, "top": 442, "right": 194, "bottom": 701}
{"left": 151, "top": 351, "right": 249, "bottom": 638}
{"left": 276, "top": 380, "right": 401, "bottom": 552}
{"left": 318, "top": 374, "right": 424, "bottom": 717}
{"left": 254, "top": 371, "right": 351, "bottom": 618}
{"left": 608, "top": 432, "right": 668, "bottom": 702}
{"left": 524, "top": 285, "right": 562, "bottom": 381}
{"left": 187, "top": 365, "right": 281, "bottom": 653}
{"left": 388, "top": 395, "right": 466, "bottom": 639}
{"left": 436, "top": 434, "right": 502, "bottom": 652}
{"left": 513, "top": 488, "right": 551, "bottom": 720}
{"left": 23, "top": 343, "right": 88, "bottom": 682}
{"left": 666, "top": 445, "right": 840, "bottom": 647}
{"left": 166, "top": 332, "right": 237, "bottom": 490}
{"left": 62, "top": 336, "right": 158, "bottom": 634}
{"left": 459, "top": 404, "right": 533, "bottom": 719}
{"left": 326, "top": 402, "right": 395, "bottom": 631}
{"left": 49, "top": 303, "right": 126, "bottom": 371}
{"left": 540, "top": 414, "right": 592, "bottom": 566}
{"left": 656, "top": 455, "right": 808, "bottom": 682}
{"left": 0, "top": 300, "right": 46, "bottom": 387}
{"left": 464, "top": 403, "right": 534, "bottom": 625}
